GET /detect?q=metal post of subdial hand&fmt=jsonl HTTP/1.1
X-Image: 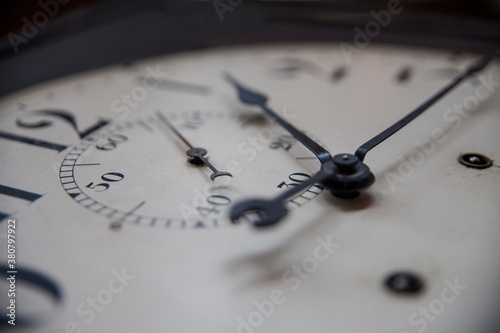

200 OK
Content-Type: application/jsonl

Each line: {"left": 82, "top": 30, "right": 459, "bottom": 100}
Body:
{"left": 156, "top": 111, "right": 232, "bottom": 181}
{"left": 226, "top": 51, "right": 497, "bottom": 228}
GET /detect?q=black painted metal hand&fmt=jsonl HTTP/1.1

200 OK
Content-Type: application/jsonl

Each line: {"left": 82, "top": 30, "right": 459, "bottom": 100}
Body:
{"left": 355, "top": 51, "right": 498, "bottom": 162}
{"left": 224, "top": 73, "right": 333, "bottom": 164}
{"left": 226, "top": 52, "right": 496, "bottom": 227}
{"left": 156, "top": 111, "right": 232, "bottom": 181}
{"left": 224, "top": 74, "right": 374, "bottom": 226}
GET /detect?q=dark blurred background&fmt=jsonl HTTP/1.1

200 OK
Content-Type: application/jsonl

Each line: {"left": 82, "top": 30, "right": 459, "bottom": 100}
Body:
{"left": 0, "top": 0, "right": 499, "bottom": 96}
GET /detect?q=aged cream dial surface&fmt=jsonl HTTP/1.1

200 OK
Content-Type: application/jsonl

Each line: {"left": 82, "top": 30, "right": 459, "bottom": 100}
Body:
{"left": 0, "top": 43, "right": 499, "bottom": 333}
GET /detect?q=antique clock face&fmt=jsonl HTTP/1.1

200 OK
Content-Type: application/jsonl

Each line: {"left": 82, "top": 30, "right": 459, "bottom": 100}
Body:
{"left": 1, "top": 35, "right": 499, "bottom": 333}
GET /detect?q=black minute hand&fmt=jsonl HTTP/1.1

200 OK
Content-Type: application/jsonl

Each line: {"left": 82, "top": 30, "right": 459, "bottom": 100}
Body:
{"left": 355, "top": 51, "right": 498, "bottom": 162}
{"left": 224, "top": 73, "right": 333, "bottom": 164}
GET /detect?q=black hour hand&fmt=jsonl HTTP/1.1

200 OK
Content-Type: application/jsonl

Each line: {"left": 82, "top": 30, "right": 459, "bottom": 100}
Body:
{"left": 224, "top": 73, "right": 332, "bottom": 164}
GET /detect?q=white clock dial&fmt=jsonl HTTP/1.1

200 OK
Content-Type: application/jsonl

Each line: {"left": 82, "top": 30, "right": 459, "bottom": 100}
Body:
{"left": 0, "top": 43, "right": 499, "bottom": 333}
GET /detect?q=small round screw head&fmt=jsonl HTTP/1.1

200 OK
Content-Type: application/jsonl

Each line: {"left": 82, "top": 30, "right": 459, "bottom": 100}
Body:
{"left": 384, "top": 271, "right": 424, "bottom": 295}
{"left": 458, "top": 153, "right": 493, "bottom": 169}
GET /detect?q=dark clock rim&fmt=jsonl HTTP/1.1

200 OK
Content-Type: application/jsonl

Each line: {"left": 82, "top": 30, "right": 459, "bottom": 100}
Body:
{"left": 0, "top": 0, "right": 499, "bottom": 98}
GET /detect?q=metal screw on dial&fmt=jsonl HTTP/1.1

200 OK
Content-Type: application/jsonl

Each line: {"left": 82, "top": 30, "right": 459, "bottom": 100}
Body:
{"left": 458, "top": 153, "right": 493, "bottom": 169}
{"left": 384, "top": 271, "right": 424, "bottom": 294}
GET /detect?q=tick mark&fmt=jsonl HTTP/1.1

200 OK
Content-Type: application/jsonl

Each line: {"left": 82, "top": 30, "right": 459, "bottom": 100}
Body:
{"left": 126, "top": 201, "right": 146, "bottom": 216}
{"left": 331, "top": 66, "right": 347, "bottom": 82}
{"left": 396, "top": 66, "right": 412, "bottom": 83}
{"left": 269, "top": 58, "right": 323, "bottom": 79}
{"left": 110, "top": 201, "right": 146, "bottom": 230}
{"left": 0, "top": 184, "right": 43, "bottom": 202}
{"left": 0, "top": 130, "right": 67, "bottom": 151}
{"left": 74, "top": 163, "right": 101, "bottom": 167}
{"left": 136, "top": 118, "right": 154, "bottom": 132}
{"left": 137, "top": 77, "right": 210, "bottom": 95}
{"left": 240, "top": 114, "right": 268, "bottom": 128}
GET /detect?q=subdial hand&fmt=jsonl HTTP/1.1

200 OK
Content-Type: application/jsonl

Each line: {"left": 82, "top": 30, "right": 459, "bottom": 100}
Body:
{"left": 156, "top": 111, "right": 232, "bottom": 181}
